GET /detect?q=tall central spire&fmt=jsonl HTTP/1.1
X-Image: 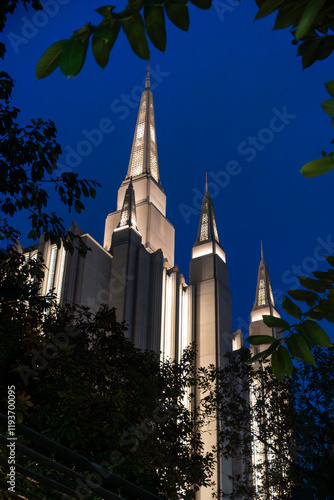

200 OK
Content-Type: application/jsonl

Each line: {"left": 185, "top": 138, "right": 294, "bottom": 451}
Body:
{"left": 126, "top": 70, "right": 160, "bottom": 183}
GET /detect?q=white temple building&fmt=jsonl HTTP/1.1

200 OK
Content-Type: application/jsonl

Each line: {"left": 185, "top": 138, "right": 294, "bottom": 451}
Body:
{"left": 24, "top": 72, "right": 280, "bottom": 499}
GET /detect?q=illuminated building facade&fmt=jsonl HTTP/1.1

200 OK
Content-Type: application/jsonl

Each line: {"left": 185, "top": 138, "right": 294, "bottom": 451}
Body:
{"left": 25, "top": 73, "right": 279, "bottom": 499}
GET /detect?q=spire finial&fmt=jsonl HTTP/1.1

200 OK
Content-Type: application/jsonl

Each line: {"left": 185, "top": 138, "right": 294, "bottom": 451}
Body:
{"left": 261, "top": 240, "right": 264, "bottom": 260}
{"left": 205, "top": 172, "right": 208, "bottom": 194}
{"left": 145, "top": 63, "right": 150, "bottom": 89}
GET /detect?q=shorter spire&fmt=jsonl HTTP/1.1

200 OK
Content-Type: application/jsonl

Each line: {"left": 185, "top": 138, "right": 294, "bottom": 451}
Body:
{"left": 205, "top": 172, "right": 208, "bottom": 194}
{"left": 253, "top": 244, "right": 276, "bottom": 310}
{"left": 117, "top": 178, "right": 138, "bottom": 230}
{"left": 194, "top": 185, "right": 220, "bottom": 246}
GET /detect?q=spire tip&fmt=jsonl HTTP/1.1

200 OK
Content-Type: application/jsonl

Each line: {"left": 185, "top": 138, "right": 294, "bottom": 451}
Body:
{"left": 145, "top": 63, "right": 150, "bottom": 89}
{"left": 205, "top": 172, "right": 208, "bottom": 194}
{"left": 261, "top": 240, "right": 264, "bottom": 260}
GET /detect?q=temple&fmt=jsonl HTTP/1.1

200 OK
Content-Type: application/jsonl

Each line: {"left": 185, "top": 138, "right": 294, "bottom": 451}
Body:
{"left": 24, "top": 72, "right": 280, "bottom": 499}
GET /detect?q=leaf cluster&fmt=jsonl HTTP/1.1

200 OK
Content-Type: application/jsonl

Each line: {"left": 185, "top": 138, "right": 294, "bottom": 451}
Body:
{"left": 255, "top": 1, "right": 334, "bottom": 179}
{"left": 36, "top": 0, "right": 212, "bottom": 79}
{"left": 247, "top": 256, "right": 334, "bottom": 381}
{"left": 0, "top": 71, "right": 101, "bottom": 255}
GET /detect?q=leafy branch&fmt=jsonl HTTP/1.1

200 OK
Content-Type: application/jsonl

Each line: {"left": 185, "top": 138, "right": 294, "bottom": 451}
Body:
{"left": 246, "top": 255, "right": 334, "bottom": 380}
{"left": 255, "top": 0, "right": 334, "bottom": 178}
{"left": 0, "top": 71, "right": 101, "bottom": 255}
{"left": 35, "top": 0, "right": 212, "bottom": 79}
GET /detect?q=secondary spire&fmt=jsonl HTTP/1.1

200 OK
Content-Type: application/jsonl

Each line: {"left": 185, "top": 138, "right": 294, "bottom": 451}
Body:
{"left": 117, "top": 178, "right": 138, "bottom": 230}
{"left": 194, "top": 176, "right": 220, "bottom": 246}
{"left": 126, "top": 70, "right": 160, "bottom": 184}
{"left": 253, "top": 242, "right": 276, "bottom": 310}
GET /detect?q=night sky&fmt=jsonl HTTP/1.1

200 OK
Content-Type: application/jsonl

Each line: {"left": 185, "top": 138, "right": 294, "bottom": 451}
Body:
{"left": 3, "top": 0, "right": 334, "bottom": 342}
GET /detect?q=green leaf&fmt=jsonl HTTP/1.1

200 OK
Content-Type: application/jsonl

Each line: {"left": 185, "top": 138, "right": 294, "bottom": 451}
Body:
{"left": 295, "top": 0, "right": 327, "bottom": 39}
{"left": 312, "top": 270, "right": 334, "bottom": 282}
{"left": 189, "top": 0, "right": 212, "bottom": 9}
{"left": 273, "top": 4, "right": 304, "bottom": 30}
{"left": 262, "top": 315, "right": 290, "bottom": 331}
{"left": 299, "top": 276, "right": 330, "bottom": 293}
{"left": 145, "top": 0, "right": 168, "bottom": 5}
{"left": 286, "top": 333, "right": 316, "bottom": 365}
{"left": 271, "top": 345, "right": 294, "bottom": 381}
{"left": 282, "top": 296, "right": 302, "bottom": 319}
{"left": 165, "top": 3, "right": 189, "bottom": 31}
{"left": 57, "top": 391, "right": 67, "bottom": 398}
{"left": 288, "top": 289, "right": 318, "bottom": 307}
{"left": 36, "top": 40, "right": 67, "bottom": 80}
{"left": 144, "top": 5, "right": 166, "bottom": 52}
{"left": 325, "top": 80, "right": 334, "bottom": 98}
{"left": 306, "top": 309, "right": 326, "bottom": 321}
{"left": 89, "top": 187, "right": 97, "bottom": 199}
{"left": 247, "top": 335, "right": 276, "bottom": 346}
{"left": 245, "top": 339, "right": 280, "bottom": 364}
{"left": 92, "top": 21, "right": 121, "bottom": 41}
{"left": 92, "top": 22, "right": 121, "bottom": 69}
{"left": 254, "top": 0, "right": 286, "bottom": 20}
{"left": 59, "top": 37, "right": 90, "bottom": 77}
{"left": 75, "top": 200, "right": 82, "bottom": 214}
{"left": 321, "top": 98, "right": 334, "bottom": 118}
{"left": 123, "top": 12, "right": 150, "bottom": 60}
{"left": 244, "top": 347, "right": 270, "bottom": 365}
{"left": 326, "top": 255, "right": 334, "bottom": 268}
{"left": 296, "top": 37, "right": 334, "bottom": 69}
{"left": 299, "top": 320, "right": 332, "bottom": 348}
{"left": 112, "top": 4, "right": 136, "bottom": 20}
{"left": 300, "top": 156, "right": 334, "bottom": 178}
{"left": 95, "top": 6, "right": 116, "bottom": 17}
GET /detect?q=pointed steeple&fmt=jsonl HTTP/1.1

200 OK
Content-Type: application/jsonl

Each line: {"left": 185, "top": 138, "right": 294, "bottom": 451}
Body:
{"left": 126, "top": 70, "right": 160, "bottom": 184}
{"left": 194, "top": 180, "right": 220, "bottom": 246}
{"left": 253, "top": 242, "right": 276, "bottom": 310}
{"left": 117, "top": 178, "right": 138, "bottom": 230}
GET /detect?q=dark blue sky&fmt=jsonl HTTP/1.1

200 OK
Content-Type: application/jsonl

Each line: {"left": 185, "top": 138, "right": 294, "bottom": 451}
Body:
{"left": 3, "top": 0, "right": 334, "bottom": 341}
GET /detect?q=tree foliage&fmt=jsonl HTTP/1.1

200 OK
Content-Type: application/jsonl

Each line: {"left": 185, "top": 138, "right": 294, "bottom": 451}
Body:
{"left": 34, "top": 0, "right": 211, "bottom": 80}
{"left": 1, "top": 1, "right": 102, "bottom": 255}
{"left": 254, "top": 0, "right": 334, "bottom": 178}
{"left": 247, "top": 256, "right": 334, "bottom": 380}
{"left": 0, "top": 70, "right": 101, "bottom": 255}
